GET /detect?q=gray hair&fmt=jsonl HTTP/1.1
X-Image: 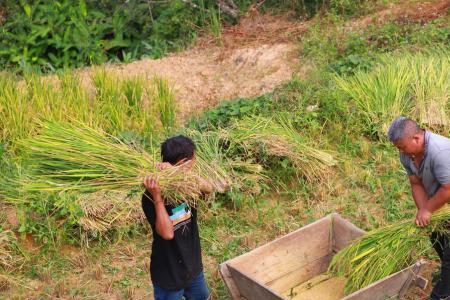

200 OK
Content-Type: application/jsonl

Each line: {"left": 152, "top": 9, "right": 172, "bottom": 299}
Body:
{"left": 387, "top": 117, "right": 421, "bottom": 142}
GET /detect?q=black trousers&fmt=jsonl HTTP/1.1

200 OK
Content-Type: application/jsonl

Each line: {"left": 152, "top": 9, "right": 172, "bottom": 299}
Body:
{"left": 430, "top": 231, "right": 450, "bottom": 299}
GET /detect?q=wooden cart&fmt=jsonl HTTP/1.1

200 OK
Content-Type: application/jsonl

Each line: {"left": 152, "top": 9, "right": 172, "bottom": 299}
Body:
{"left": 220, "top": 213, "right": 427, "bottom": 300}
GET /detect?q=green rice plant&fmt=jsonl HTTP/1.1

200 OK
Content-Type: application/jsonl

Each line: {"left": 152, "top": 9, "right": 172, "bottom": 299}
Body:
{"left": 122, "top": 76, "right": 145, "bottom": 112}
{"left": 1, "top": 69, "right": 160, "bottom": 150}
{"left": 329, "top": 207, "right": 450, "bottom": 294}
{"left": 209, "top": 6, "right": 222, "bottom": 45}
{"left": 91, "top": 68, "right": 128, "bottom": 132}
{"left": 336, "top": 49, "right": 450, "bottom": 137}
{"left": 18, "top": 121, "right": 204, "bottom": 206}
{"left": 58, "top": 71, "right": 93, "bottom": 127}
{"left": 335, "top": 56, "right": 412, "bottom": 137}
{"left": 153, "top": 77, "right": 176, "bottom": 135}
{"left": 120, "top": 75, "right": 156, "bottom": 138}
{"left": 411, "top": 51, "right": 450, "bottom": 128}
{"left": 0, "top": 74, "right": 28, "bottom": 145}
{"left": 224, "top": 116, "right": 336, "bottom": 182}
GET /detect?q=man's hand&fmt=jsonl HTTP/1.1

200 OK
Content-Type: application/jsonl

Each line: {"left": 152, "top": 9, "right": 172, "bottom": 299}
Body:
{"left": 143, "top": 175, "right": 162, "bottom": 200}
{"left": 415, "top": 208, "right": 432, "bottom": 227}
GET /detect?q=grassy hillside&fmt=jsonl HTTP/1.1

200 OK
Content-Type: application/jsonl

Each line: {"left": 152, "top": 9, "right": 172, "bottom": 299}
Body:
{"left": 0, "top": 1, "right": 449, "bottom": 298}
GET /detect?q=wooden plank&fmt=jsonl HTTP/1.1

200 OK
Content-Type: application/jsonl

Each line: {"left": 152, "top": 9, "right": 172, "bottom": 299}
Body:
{"left": 219, "top": 263, "right": 242, "bottom": 300}
{"left": 268, "top": 254, "right": 332, "bottom": 293}
{"left": 228, "top": 216, "right": 332, "bottom": 285}
{"left": 342, "top": 260, "right": 426, "bottom": 300}
{"left": 228, "top": 264, "right": 285, "bottom": 300}
{"left": 331, "top": 213, "right": 365, "bottom": 252}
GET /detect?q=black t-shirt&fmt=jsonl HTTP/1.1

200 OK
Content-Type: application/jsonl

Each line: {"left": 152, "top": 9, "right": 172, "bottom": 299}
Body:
{"left": 141, "top": 191, "right": 203, "bottom": 290}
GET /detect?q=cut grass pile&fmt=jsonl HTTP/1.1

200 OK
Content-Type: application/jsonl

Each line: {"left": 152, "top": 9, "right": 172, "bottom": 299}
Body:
{"left": 225, "top": 116, "right": 337, "bottom": 182}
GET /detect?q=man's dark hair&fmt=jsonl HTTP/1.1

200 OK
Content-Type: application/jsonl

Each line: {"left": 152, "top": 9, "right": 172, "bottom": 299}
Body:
{"left": 161, "top": 135, "right": 196, "bottom": 165}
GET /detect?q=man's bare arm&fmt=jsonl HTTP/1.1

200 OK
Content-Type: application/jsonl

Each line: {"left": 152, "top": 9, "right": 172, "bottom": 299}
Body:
{"left": 144, "top": 176, "right": 174, "bottom": 240}
{"left": 409, "top": 175, "right": 428, "bottom": 210}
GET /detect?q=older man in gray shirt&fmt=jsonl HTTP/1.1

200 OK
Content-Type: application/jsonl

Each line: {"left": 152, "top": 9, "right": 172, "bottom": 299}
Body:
{"left": 388, "top": 117, "right": 450, "bottom": 300}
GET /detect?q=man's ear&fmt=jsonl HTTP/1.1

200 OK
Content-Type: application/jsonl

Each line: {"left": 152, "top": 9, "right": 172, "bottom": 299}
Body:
{"left": 412, "top": 133, "right": 421, "bottom": 144}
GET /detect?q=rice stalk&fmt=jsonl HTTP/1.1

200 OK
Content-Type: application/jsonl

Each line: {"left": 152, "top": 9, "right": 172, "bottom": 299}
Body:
{"left": 1, "top": 69, "right": 160, "bottom": 151}
{"left": 0, "top": 151, "right": 24, "bottom": 203}
{"left": 18, "top": 121, "right": 204, "bottom": 206}
{"left": 329, "top": 206, "right": 450, "bottom": 294}
{"left": 411, "top": 52, "right": 450, "bottom": 127}
{"left": 225, "top": 116, "right": 336, "bottom": 182}
{"left": 91, "top": 68, "right": 128, "bottom": 132}
{"left": 0, "top": 74, "right": 28, "bottom": 145}
{"left": 120, "top": 75, "right": 156, "bottom": 138}
{"left": 153, "top": 77, "right": 176, "bottom": 135}
{"left": 58, "top": 71, "right": 93, "bottom": 127}
{"left": 209, "top": 6, "right": 222, "bottom": 45}
{"left": 121, "top": 76, "right": 145, "bottom": 111}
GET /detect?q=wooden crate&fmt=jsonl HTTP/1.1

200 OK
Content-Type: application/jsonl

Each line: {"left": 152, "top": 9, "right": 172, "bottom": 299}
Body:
{"left": 220, "top": 213, "right": 427, "bottom": 300}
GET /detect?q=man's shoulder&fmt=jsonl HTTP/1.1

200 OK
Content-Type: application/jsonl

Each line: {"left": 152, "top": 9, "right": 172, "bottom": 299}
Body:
{"left": 427, "top": 132, "right": 450, "bottom": 156}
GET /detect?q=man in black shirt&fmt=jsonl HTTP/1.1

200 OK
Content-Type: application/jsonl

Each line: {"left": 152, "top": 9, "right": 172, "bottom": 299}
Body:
{"left": 142, "top": 135, "right": 211, "bottom": 300}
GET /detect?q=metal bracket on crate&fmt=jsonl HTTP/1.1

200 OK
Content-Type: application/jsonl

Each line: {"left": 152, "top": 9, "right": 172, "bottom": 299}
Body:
{"left": 399, "top": 259, "right": 428, "bottom": 297}
{"left": 413, "top": 275, "right": 428, "bottom": 290}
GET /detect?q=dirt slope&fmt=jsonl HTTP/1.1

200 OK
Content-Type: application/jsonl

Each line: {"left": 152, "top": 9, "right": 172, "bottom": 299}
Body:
{"left": 73, "top": 0, "right": 449, "bottom": 122}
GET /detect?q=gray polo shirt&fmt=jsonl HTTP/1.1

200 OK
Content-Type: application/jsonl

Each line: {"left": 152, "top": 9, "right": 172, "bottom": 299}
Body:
{"left": 400, "top": 131, "right": 450, "bottom": 198}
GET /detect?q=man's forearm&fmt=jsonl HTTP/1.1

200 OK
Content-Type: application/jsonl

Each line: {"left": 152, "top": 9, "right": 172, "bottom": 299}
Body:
{"left": 154, "top": 195, "right": 174, "bottom": 239}
{"left": 426, "top": 186, "right": 450, "bottom": 213}
{"left": 411, "top": 184, "right": 428, "bottom": 210}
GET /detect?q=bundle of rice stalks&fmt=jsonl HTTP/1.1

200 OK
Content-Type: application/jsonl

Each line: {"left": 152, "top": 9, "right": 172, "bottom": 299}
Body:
{"left": 18, "top": 121, "right": 205, "bottom": 206}
{"left": 77, "top": 192, "right": 145, "bottom": 235}
{"left": 189, "top": 129, "right": 266, "bottom": 195}
{"left": 224, "top": 116, "right": 336, "bottom": 182}
{"left": 329, "top": 207, "right": 450, "bottom": 294}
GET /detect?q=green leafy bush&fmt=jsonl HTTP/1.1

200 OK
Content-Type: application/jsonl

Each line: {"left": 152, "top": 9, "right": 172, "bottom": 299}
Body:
{"left": 187, "top": 95, "right": 273, "bottom": 130}
{"left": 0, "top": 0, "right": 216, "bottom": 71}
